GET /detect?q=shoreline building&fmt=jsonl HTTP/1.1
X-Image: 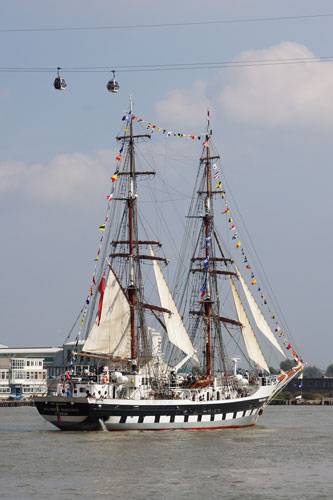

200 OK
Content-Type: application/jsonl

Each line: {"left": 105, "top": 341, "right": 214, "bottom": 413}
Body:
{"left": 0, "top": 341, "right": 89, "bottom": 399}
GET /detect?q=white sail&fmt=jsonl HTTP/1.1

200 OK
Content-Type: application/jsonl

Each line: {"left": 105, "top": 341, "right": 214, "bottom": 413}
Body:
{"left": 150, "top": 247, "right": 199, "bottom": 363}
{"left": 236, "top": 266, "right": 286, "bottom": 358}
{"left": 229, "top": 278, "right": 269, "bottom": 372}
{"left": 82, "top": 268, "right": 131, "bottom": 357}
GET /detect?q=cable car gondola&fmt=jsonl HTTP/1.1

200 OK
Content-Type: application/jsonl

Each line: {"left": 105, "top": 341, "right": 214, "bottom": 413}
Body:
{"left": 53, "top": 67, "right": 67, "bottom": 90}
{"left": 106, "top": 70, "right": 120, "bottom": 93}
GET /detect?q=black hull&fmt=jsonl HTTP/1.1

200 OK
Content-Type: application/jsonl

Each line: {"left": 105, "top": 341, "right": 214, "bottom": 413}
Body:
{"left": 35, "top": 395, "right": 267, "bottom": 431}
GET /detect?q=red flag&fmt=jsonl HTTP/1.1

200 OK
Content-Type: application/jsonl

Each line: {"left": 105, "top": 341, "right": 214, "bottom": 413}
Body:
{"left": 287, "top": 344, "right": 291, "bottom": 350}
{"left": 66, "top": 371, "right": 71, "bottom": 381}
{"left": 97, "top": 272, "right": 106, "bottom": 325}
{"left": 203, "top": 139, "right": 210, "bottom": 147}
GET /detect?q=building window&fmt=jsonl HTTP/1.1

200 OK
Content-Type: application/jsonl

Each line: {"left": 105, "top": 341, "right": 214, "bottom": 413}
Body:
{"left": 12, "top": 359, "right": 24, "bottom": 369}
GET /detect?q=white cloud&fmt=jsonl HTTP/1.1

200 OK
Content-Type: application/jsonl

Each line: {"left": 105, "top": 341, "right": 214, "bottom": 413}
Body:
{"left": 0, "top": 150, "right": 115, "bottom": 203}
{"left": 218, "top": 42, "right": 333, "bottom": 128}
{"left": 155, "top": 80, "right": 211, "bottom": 128}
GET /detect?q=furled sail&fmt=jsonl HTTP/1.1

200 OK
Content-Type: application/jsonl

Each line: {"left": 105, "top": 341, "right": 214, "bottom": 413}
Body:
{"left": 150, "top": 247, "right": 199, "bottom": 363}
{"left": 82, "top": 268, "right": 131, "bottom": 357}
{"left": 236, "top": 266, "right": 286, "bottom": 358}
{"left": 229, "top": 278, "right": 269, "bottom": 372}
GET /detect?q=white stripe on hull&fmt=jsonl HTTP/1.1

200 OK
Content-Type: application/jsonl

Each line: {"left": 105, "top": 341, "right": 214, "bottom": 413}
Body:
{"left": 103, "top": 409, "right": 259, "bottom": 430}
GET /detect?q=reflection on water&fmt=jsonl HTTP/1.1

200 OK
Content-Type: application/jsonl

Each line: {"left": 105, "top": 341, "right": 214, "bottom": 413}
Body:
{"left": 0, "top": 406, "right": 333, "bottom": 499}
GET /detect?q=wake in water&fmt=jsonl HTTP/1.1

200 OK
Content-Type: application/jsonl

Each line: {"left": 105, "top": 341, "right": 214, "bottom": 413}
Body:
{"left": 99, "top": 419, "right": 108, "bottom": 432}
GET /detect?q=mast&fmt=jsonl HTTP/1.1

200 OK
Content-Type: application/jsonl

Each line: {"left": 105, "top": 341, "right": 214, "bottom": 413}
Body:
{"left": 204, "top": 110, "right": 212, "bottom": 375}
{"left": 127, "top": 95, "right": 137, "bottom": 364}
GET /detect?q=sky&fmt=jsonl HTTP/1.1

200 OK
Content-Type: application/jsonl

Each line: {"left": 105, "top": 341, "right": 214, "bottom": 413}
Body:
{"left": 1, "top": 0, "right": 332, "bottom": 369}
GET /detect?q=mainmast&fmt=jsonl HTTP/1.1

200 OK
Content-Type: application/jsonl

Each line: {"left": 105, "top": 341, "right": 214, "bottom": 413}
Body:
{"left": 203, "top": 110, "right": 212, "bottom": 375}
{"left": 127, "top": 95, "right": 137, "bottom": 364}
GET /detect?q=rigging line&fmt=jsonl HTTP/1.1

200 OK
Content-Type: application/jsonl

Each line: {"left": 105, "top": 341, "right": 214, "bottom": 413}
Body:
{"left": 64, "top": 303, "right": 86, "bottom": 342}
{"left": 221, "top": 171, "right": 296, "bottom": 347}
{"left": 1, "top": 13, "right": 333, "bottom": 33}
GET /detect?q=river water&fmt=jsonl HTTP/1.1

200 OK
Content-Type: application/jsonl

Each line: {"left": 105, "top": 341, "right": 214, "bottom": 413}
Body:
{"left": 0, "top": 405, "right": 332, "bottom": 500}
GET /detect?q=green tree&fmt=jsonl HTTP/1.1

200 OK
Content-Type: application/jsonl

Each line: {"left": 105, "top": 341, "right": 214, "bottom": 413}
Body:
{"left": 269, "top": 366, "right": 279, "bottom": 374}
{"left": 303, "top": 366, "right": 322, "bottom": 378}
{"left": 280, "top": 359, "right": 297, "bottom": 372}
{"left": 326, "top": 364, "right": 333, "bottom": 376}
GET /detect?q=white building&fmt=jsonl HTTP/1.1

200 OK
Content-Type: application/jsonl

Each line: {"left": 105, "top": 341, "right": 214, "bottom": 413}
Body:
{"left": 0, "top": 357, "right": 47, "bottom": 400}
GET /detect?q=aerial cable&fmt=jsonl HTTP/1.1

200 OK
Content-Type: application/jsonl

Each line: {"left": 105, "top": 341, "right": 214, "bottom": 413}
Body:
{"left": 1, "top": 56, "right": 333, "bottom": 75}
{"left": 1, "top": 13, "right": 333, "bottom": 33}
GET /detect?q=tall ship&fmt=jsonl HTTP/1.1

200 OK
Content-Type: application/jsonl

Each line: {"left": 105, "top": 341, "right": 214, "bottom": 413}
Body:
{"left": 35, "top": 100, "right": 304, "bottom": 430}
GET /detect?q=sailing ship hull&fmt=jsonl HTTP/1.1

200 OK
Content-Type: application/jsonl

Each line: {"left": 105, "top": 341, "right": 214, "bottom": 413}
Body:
{"left": 35, "top": 386, "right": 272, "bottom": 431}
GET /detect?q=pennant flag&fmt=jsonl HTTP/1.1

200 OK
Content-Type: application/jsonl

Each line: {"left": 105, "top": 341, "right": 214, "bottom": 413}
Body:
{"left": 213, "top": 163, "right": 217, "bottom": 169}
{"left": 122, "top": 113, "right": 131, "bottom": 122}
{"left": 244, "top": 257, "right": 248, "bottom": 263}
{"left": 279, "top": 332, "right": 284, "bottom": 337}
{"left": 116, "top": 154, "right": 122, "bottom": 161}
{"left": 216, "top": 182, "right": 222, "bottom": 188}
{"left": 275, "top": 326, "right": 281, "bottom": 332}
{"left": 213, "top": 173, "right": 219, "bottom": 181}
{"left": 251, "top": 279, "right": 257, "bottom": 285}
{"left": 204, "top": 257, "right": 209, "bottom": 269}
{"left": 236, "top": 241, "right": 241, "bottom": 248}
{"left": 286, "top": 344, "right": 291, "bottom": 350}
{"left": 221, "top": 191, "right": 225, "bottom": 198}
{"left": 228, "top": 217, "right": 233, "bottom": 223}
{"left": 205, "top": 234, "right": 212, "bottom": 249}
{"left": 107, "top": 194, "right": 113, "bottom": 201}
{"left": 203, "top": 139, "right": 210, "bottom": 147}
{"left": 99, "top": 224, "right": 105, "bottom": 231}
{"left": 89, "top": 286, "right": 93, "bottom": 296}
{"left": 232, "top": 234, "right": 237, "bottom": 240}
{"left": 112, "top": 173, "right": 118, "bottom": 182}
{"left": 97, "top": 272, "right": 106, "bottom": 326}
{"left": 246, "top": 265, "right": 251, "bottom": 269}
{"left": 229, "top": 225, "right": 235, "bottom": 231}
{"left": 223, "top": 208, "right": 230, "bottom": 214}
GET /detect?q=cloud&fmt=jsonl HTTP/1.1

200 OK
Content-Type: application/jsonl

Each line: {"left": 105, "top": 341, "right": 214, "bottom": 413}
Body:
{"left": 218, "top": 42, "right": 333, "bottom": 128}
{"left": 155, "top": 80, "right": 211, "bottom": 128}
{"left": 0, "top": 150, "right": 115, "bottom": 203}
{"left": 154, "top": 42, "right": 333, "bottom": 130}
